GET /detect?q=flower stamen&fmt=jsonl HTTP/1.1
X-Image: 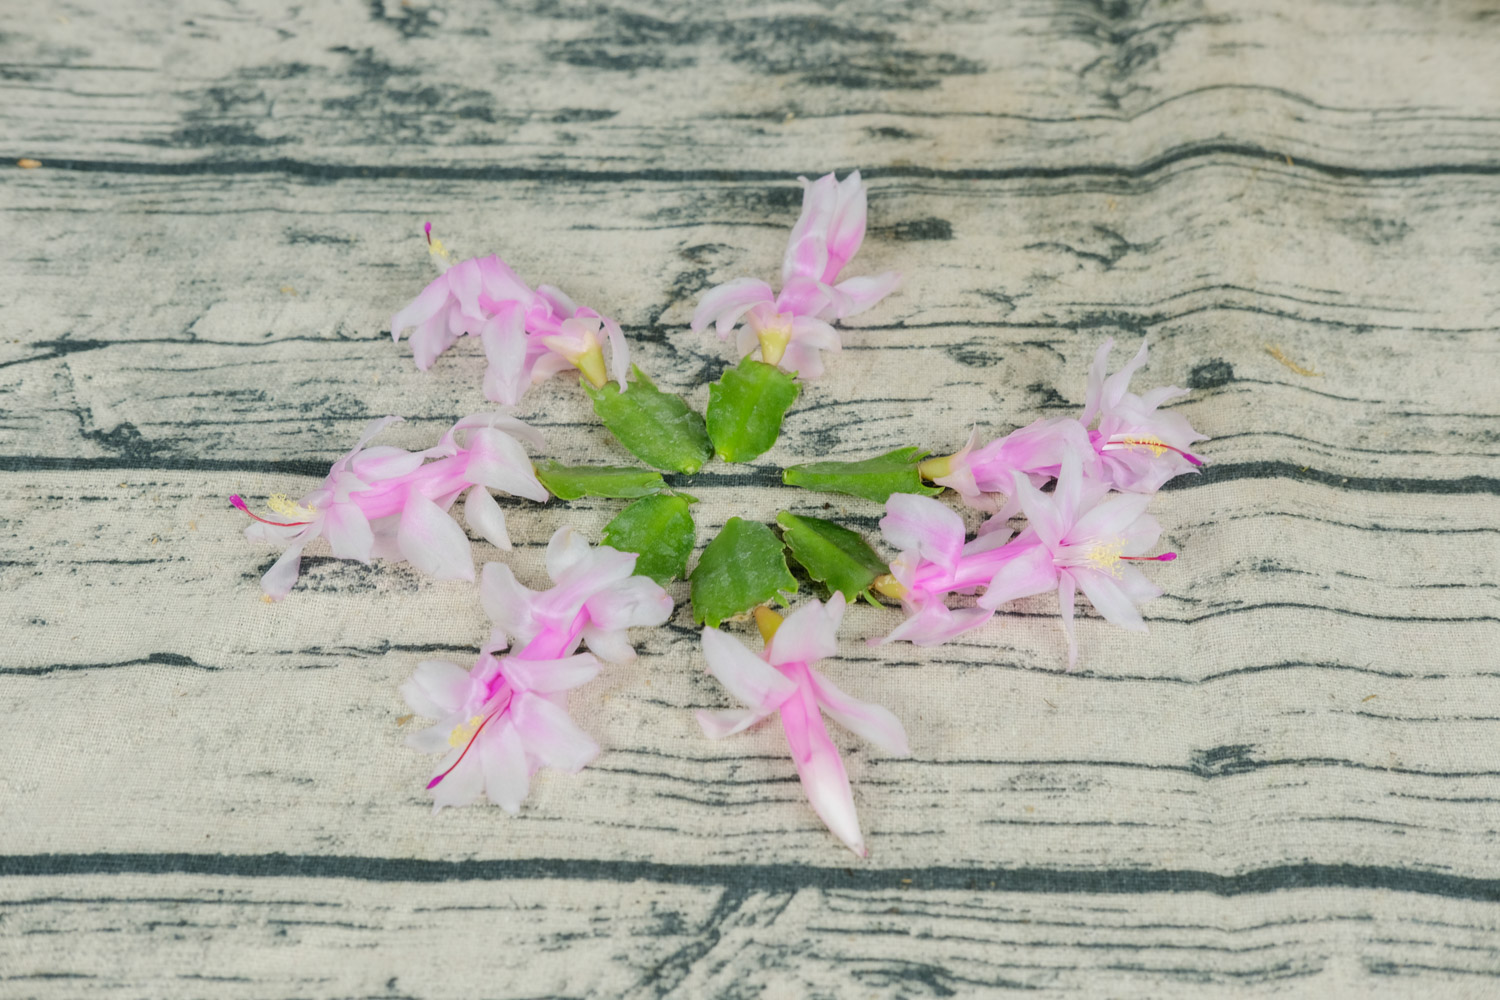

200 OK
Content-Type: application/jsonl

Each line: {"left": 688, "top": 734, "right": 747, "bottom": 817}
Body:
{"left": 229, "top": 494, "right": 312, "bottom": 527}
{"left": 1120, "top": 552, "right": 1177, "bottom": 562}
{"left": 428, "top": 696, "right": 511, "bottom": 789}
{"left": 1102, "top": 436, "right": 1203, "bottom": 466}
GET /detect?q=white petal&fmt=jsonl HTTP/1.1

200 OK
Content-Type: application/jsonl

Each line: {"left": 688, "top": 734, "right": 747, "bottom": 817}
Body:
{"left": 767, "top": 593, "right": 845, "bottom": 667}
{"left": 466, "top": 428, "right": 548, "bottom": 502}
{"left": 1075, "top": 570, "right": 1149, "bottom": 633}
{"left": 696, "top": 706, "right": 772, "bottom": 740}
{"left": 429, "top": 749, "right": 485, "bottom": 812}
{"left": 584, "top": 576, "right": 673, "bottom": 632}
{"left": 580, "top": 624, "right": 637, "bottom": 665}
{"left": 880, "top": 494, "right": 966, "bottom": 573}
{"left": 322, "top": 502, "right": 374, "bottom": 563}
{"left": 396, "top": 492, "right": 475, "bottom": 581}
{"left": 348, "top": 446, "right": 424, "bottom": 482}
{"left": 400, "top": 659, "right": 472, "bottom": 718}
{"left": 479, "top": 562, "right": 541, "bottom": 647}
{"left": 690, "top": 277, "right": 775, "bottom": 337}
{"left": 259, "top": 544, "right": 305, "bottom": 600}
{"left": 701, "top": 627, "right": 798, "bottom": 712}
{"left": 464, "top": 487, "right": 511, "bottom": 550}
{"left": 512, "top": 693, "right": 599, "bottom": 773}
{"left": 480, "top": 721, "right": 530, "bottom": 814}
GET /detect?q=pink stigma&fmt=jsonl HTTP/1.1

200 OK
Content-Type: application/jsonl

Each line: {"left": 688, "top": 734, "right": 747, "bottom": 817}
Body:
{"left": 1120, "top": 552, "right": 1177, "bottom": 562}
{"left": 424, "top": 221, "right": 433, "bottom": 245}
{"left": 229, "top": 494, "right": 310, "bottom": 528}
{"left": 1109, "top": 438, "right": 1204, "bottom": 466}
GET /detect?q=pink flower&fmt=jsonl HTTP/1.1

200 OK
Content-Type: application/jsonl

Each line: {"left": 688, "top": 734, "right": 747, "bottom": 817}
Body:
{"left": 695, "top": 595, "right": 910, "bottom": 857}
{"left": 919, "top": 418, "right": 1098, "bottom": 513}
{"left": 1082, "top": 338, "right": 1207, "bottom": 492}
{"left": 402, "top": 526, "right": 674, "bottom": 812}
{"left": 978, "top": 452, "right": 1176, "bottom": 667}
{"left": 479, "top": 526, "right": 674, "bottom": 666}
{"left": 690, "top": 172, "right": 900, "bottom": 378}
{"left": 873, "top": 469, "right": 1177, "bottom": 667}
{"left": 389, "top": 229, "right": 628, "bottom": 404}
{"left": 231, "top": 412, "right": 548, "bottom": 600}
{"left": 401, "top": 649, "right": 603, "bottom": 813}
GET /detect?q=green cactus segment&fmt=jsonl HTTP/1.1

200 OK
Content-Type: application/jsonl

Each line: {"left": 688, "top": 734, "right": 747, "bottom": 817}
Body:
{"left": 777, "top": 511, "right": 888, "bottom": 602}
{"left": 689, "top": 517, "right": 798, "bottom": 627}
{"left": 585, "top": 366, "right": 713, "bottom": 474}
{"left": 602, "top": 494, "right": 698, "bottom": 585}
{"left": 705, "top": 357, "right": 801, "bottom": 463}
{"left": 534, "top": 461, "right": 666, "bottom": 501}
{"left": 781, "top": 447, "right": 942, "bottom": 503}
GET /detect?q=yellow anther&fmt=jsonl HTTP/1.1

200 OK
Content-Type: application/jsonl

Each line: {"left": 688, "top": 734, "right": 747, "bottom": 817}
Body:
{"left": 267, "top": 493, "right": 317, "bottom": 519}
{"left": 447, "top": 715, "right": 484, "bottom": 747}
{"left": 754, "top": 606, "right": 784, "bottom": 644}
{"left": 1085, "top": 539, "right": 1127, "bottom": 577}
{"left": 1122, "top": 437, "right": 1169, "bottom": 457}
{"left": 427, "top": 236, "right": 456, "bottom": 270}
{"left": 871, "top": 573, "right": 909, "bottom": 600}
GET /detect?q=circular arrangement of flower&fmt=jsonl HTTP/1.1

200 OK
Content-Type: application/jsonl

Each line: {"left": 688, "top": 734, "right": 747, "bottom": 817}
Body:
{"left": 231, "top": 173, "right": 1202, "bottom": 856}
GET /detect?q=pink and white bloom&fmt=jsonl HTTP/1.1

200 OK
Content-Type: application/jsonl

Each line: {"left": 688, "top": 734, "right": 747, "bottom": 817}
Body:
{"left": 873, "top": 470, "right": 1176, "bottom": 667}
{"left": 690, "top": 171, "right": 901, "bottom": 379}
{"left": 402, "top": 648, "right": 604, "bottom": 813}
{"left": 696, "top": 595, "right": 910, "bottom": 857}
{"left": 479, "top": 526, "right": 674, "bottom": 667}
{"left": 390, "top": 228, "right": 629, "bottom": 404}
{"left": 1082, "top": 338, "right": 1207, "bottom": 493}
{"left": 919, "top": 418, "right": 1098, "bottom": 513}
{"left": 978, "top": 453, "right": 1176, "bottom": 667}
{"left": 232, "top": 412, "right": 548, "bottom": 600}
{"left": 402, "top": 527, "right": 673, "bottom": 812}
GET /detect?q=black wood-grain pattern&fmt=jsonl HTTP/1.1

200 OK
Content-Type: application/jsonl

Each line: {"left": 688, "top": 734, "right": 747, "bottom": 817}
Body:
{"left": 3, "top": 1, "right": 1500, "bottom": 996}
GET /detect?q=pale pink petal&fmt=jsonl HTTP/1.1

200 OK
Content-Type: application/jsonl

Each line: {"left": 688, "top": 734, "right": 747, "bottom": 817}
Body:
{"left": 1075, "top": 570, "right": 1149, "bottom": 633}
{"left": 348, "top": 446, "right": 424, "bottom": 482}
{"left": 480, "top": 721, "right": 529, "bottom": 814}
{"left": 880, "top": 494, "right": 966, "bottom": 573}
{"left": 691, "top": 277, "right": 775, "bottom": 337}
{"left": 701, "top": 627, "right": 798, "bottom": 712}
{"left": 775, "top": 277, "right": 833, "bottom": 317}
{"left": 512, "top": 692, "right": 599, "bottom": 772}
{"left": 390, "top": 275, "right": 451, "bottom": 343}
{"left": 580, "top": 624, "right": 636, "bottom": 664}
{"left": 546, "top": 528, "right": 636, "bottom": 592}
{"left": 823, "top": 171, "right": 868, "bottom": 279}
{"left": 790, "top": 315, "right": 841, "bottom": 351}
{"left": 778, "top": 337, "right": 827, "bottom": 379}
{"left": 478, "top": 255, "right": 538, "bottom": 307}
{"left": 1080, "top": 338, "right": 1115, "bottom": 424}
{"left": 782, "top": 234, "right": 830, "bottom": 286}
{"left": 1053, "top": 449, "right": 1084, "bottom": 526}
{"left": 696, "top": 706, "right": 772, "bottom": 740}
{"left": 977, "top": 543, "right": 1058, "bottom": 610}
{"left": 406, "top": 721, "right": 456, "bottom": 755}
{"left": 544, "top": 526, "right": 597, "bottom": 582}
{"left": 443, "top": 410, "right": 546, "bottom": 452}
{"left": 401, "top": 659, "right": 472, "bottom": 718}
{"left": 480, "top": 562, "right": 541, "bottom": 646}
{"left": 410, "top": 311, "right": 462, "bottom": 371}
{"left": 808, "top": 667, "right": 910, "bottom": 756}
{"left": 445, "top": 257, "right": 486, "bottom": 324}
{"left": 783, "top": 172, "right": 839, "bottom": 283}
{"left": 1101, "top": 339, "right": 1151, "bottom": 413}
{"left": 502, "top": 652, "right": 601, "bottom": 694}
{"left": 260, "top": 544, "right": 305, "bottom": 600}
{"left": 464, "top": 486, "right": 511, "bottom": 550}
{"left": 1117, "top": 564, "right": 1165, "bottom": 606}
{"left": 585, "top": 576, "right": 673, "bottom": 632}
{"left": 466, "top": 428, "right": 549, "bottom": 502}
{"left": 534, "top": 283, "right": 578, "bottom": 318}
{"left": 322, "top": 502, "right": 375, "bottom": 563}
{"left": 429, "top": 747, "right": 485, "bottom": 812}
{"left": 1139, "top": 384, "right": 1190, "bottom": 410}
{"left": 602, "top": 315, "right": 630, "bottom": 391}
{"left": 780, "top": 686, "right": 866, "bottom": 857}
{"left": 1070, "top": 493, "right": 1153, "bottom": 546}
{"left": 396, "top": 492, "right": 475, "bottom": 581}
{"left": 878, "top": 601, "right": 992, "bottom": 646}
{"left": 767, "top": 593, "right": 845, "bottom": 667}
{"left": 1059, "top": 572, "right": 1079, "bottom": 669}
{"left": 826, "top": 271, "right": 901, "bottom": 319}
{"left": 368, "top": 516, "right": 402, "bottom": 561}
{"left": 479, "top": 304, "right": 531, "bottom": 407}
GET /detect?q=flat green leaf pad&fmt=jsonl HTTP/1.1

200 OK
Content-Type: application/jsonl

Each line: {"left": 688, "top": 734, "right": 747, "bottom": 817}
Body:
{"left": 534, "top": 461, "right": 666, "bottom": 501}
{"left": 586, "top": 366, "right": 712, "bottom": 474}
{"left": 602, "top": 494, "right": 698, "bottom": 585}
{"left": 689, "top": 517, "right": 798, "bottom": 627}
{"left": 781, "top": 447, "right": 943, "bottom": 503}
{"left": 705, "top": 357, "right": 801, "bottom": 463}
{"left": 777, "top": 511, "right": 888, "bottom": 601}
